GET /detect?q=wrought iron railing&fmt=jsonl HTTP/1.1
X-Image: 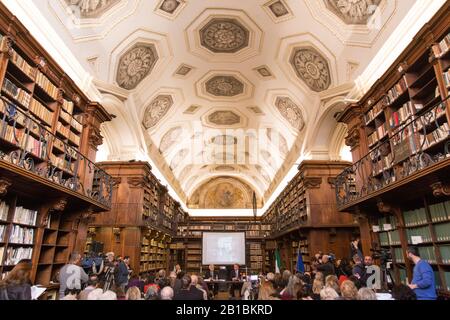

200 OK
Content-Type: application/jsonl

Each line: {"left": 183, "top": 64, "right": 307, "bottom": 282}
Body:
{"left": 0, "top": 96, "right": 112, "bottom": 207}
{"left": 335, "top": 97, "right": 450, "bottom": 209}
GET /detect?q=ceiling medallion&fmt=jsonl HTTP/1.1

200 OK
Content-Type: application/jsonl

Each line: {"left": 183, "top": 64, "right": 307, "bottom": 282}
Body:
{"left": 275, "top": 97, "right": 305, "bottom": 131}
{"left": 159, "top": 0, "right": 181, "bottom": 14}
{"left": 159, "top": 126, "right": 183, "bottom": 153}
{"left": 142, "top": 95, "right": 173, "bottom": 129}
{"left": 65, "top": 0, "right": 120, "bottom": 18}
{"left": 269, "top": 1, "right": 290, "bottom": 17}
{"left": 324, "top": 0, "right": 382, "bottom": 25}
{"left": 174, "top": 64, "right": 194, "bottom": 77}
{"left": 205, "top": 76, "right": 244, "bottom": 97}
{"left": 200, "top": 18, "right": 250, "bottom": 53}
{"left": 116, "top": 43, "right": 159, "bottom": 90}
{"left": 290, "top": 47, "right": 331, "bottom": 92}
{"left": 208, "top": 111, "right": 241, "bottom": 126}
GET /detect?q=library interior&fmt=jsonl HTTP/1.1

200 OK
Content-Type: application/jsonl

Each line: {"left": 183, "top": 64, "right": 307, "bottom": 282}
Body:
{"left": 0, "top": 0, "right": 450, "bottom": 301}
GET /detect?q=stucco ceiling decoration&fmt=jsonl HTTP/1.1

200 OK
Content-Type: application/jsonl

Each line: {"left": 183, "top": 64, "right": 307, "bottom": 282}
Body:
{"left": 290, "top": 47, "right": 331, "bottom": 92}
{"left": 266, "top": 128, "right": 289, "bottom": 156}
{"left": 64, "top": 0, "right": 120, "bottom": 18}
{"left": 205, "top": 76, "right": 244, "bottom": 97}
{"left": 274, "top": 97, "right": 305, "bottom": 132}
{"left": 254, "top": 65, "right": 275, "bottom": 80}
{"left": 185, "top": 8, "right": 264, "bottom": 63}
{"left": 200, "top": 18, "right": 249, "bottom": 53}
{"left": 142, "top": 94, "right": 174, "bottom": 129}
{"left": 154, "top": 0, "right": 186, "bottom": 20}
{"left": 202, "top": 108, "right": 247, "bottom": 129}
{"left": 247, "top": 106, "right": 264, "bottom": 115}
{"left": 215, "top": 165, "right": 235, "bottom": 172}
{"left": 196, "top": 70, "right": 253, "bottom": 102}
{"left": 159, "top": 126, "right": 183, "bottom": 154}
{"left": 188, "top": 176, "right": 262, "bottom": 209}
{"left": 116, "top": 43, "right": 159, "bottom": 90}
{"left": 174, "top": 64, "right": 194, "bottom": 78}
{"left": 325, "top": 0, "right": 382, "bottom": 25}
{"left": 304, "top": 0, "right": 396, "bottom": 47}
{"left": 184, "top": 105, "right": 201, "bottom": 114}
{"left": 263, "top": 0, "right": 294, "bottom": 23}
{"left": 170, "top": 148, "right": 189, "bottom": 169}
{"left": 213, "top": 135, "right": 237, "bottom": 145}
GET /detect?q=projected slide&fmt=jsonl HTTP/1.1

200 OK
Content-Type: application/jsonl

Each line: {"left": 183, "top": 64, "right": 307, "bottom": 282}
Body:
{"left": 202, "top": 232, "right": 246, "bottom": 265}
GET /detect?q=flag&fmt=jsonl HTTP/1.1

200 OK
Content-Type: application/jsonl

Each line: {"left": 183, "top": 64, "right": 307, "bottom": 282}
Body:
{"left": 274, "top": 248, "right": 282, "bottom": 274}
{"left": 296, "top": 246, "right": 305, "bottom": 273}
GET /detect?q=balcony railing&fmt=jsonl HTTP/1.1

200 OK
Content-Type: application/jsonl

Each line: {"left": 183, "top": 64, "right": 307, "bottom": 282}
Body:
{"left": 335, "top": 97, "right": 450, "bottom": 209}
{"left": 0, "top": 96, "right": 112, "bottom": 207}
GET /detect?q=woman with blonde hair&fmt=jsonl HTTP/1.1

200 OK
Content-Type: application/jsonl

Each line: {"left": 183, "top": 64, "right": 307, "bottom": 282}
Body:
{"left": 325, "top": 275, "right": 340, "bottom": 294}
{"left": 340, "top": 280, "right": 358, "bottom": 300}
{"left": 0, "top": 259, "right": 32, "bottom": 300}
{"left": 125, "top": 286, "right": 142, "bottom": 300}
{"left": 258, "top": 280, "right": 276, "bottom": 300}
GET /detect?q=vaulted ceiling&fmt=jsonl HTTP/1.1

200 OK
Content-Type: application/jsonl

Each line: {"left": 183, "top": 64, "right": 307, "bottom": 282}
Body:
{"left": 33, "top": 0, "right": 417, "bottom": 211}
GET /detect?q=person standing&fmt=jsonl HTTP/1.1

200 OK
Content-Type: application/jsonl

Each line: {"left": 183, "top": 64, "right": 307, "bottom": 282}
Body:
{"left": 406, "top": 246, "right": 437, "bottom": 300}
{"left": 59, "top": 252, "right": 89, "bottom": 299}
{"left": 315, "top": 255, "right": 335, "bottom": 278}
{"left": 0, "top": 259, "right": 32, "bottom": 300}
{"left": 351, "top": 254, "right": 366, "bottom": 287}
{"left": 116, "top": 256, "right": 131, "bottom": 292}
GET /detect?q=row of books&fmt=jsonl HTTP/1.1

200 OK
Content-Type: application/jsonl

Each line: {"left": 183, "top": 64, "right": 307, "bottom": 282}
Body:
{"left": 0, "top": 225, "right": 6, "bottom": 242}
{"left": 440, "top": 246, "right": 450, "bottom": 264}
{"left": 62, "top": 99, "right": 74, "bottom": 115}
{"left": 364, "top": 99, "right": 384, "bottom": 125}
{"left": 444, "top": 272, "right": 450, "bottom": 291}
{"left": 59, "top": 110, "right": 82, "bottom": 133}
{"left": 420, "top": 122, "right": 450, "bottom": 150}
{"left": 250, "top": 243, "right": 261, "bottom": 250}
{"left": 383, "top": 77, "right": 408, "bottom": 105}
{"left": 2, "top": 78, "right": 31, "bottom": 108}
{"left": 416, "top": 102, "right": 448, "bottom": 132}
{"left": 393, "top": 248, "right": 405, "bottom": 263}
{"left": 9, "top": 225, "right": 34, "bottom": 244}
{"left": 0, "top": 201, "right": 8, "bottom": 221}
{"left": 250, "top": 262, "right": 262, "bottom": 270}
{"left": 12, "top": 206, "right": 37, "bottom": 226}
{"left": 35, "top": 71, "right": 59, "bottom": 100}
{"left": 429, "top": 201, "right": 450, "bottom": 222}
{"left": 406, "top": 226, "right": 432, "bottom": 244}
{"left": 375, "top": 216, "right": 398, "bottom": 231}
{"left": 371, "top": 153, "right": 394, "bottom": 176}
{"left": 418, "top": 246, "right": 437, "bottom": 264}
{"left": 246, "top": 230, "right": 263, "bottom": 237}
{"left": 29, "top": 98, "right": 53, "bottom": 125}
{"left": 250, "top": 256, "right": 263, "bottom": 262}
{"left": 1, "top": 124, "right": 46, "bottom": 160}
{"left": 3, "top": 247, "right": 33, "bottom": 266}
{"left": 443, "top": 69, "right": 450, "bottom": 88}
{"left": 432, "top": 32, "right": 450, "bottom": 58}
{"left": 388, "top": 101, "right": 415, "bottom": 129}
{"left": 403, "top": 207, "right": 428, "bottom": 227}
{"left": 10, "top": 49, "right": 36, "bottom": 80}
{"left": 435, "top": 223, "right": 450, "bottom": 242}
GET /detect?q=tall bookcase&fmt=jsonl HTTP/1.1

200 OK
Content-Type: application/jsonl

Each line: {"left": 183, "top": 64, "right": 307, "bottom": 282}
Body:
{"left": 88, "top": 161, "right": 188, "bottom": 275}
{"left": 0, "top": 3, "right": 112, "bottom": 295}
{"left": 336, "top": 2, "right": 450, "bottom": 297}
{"left": 261, "top": 161, "right": 359, "bottom": 272}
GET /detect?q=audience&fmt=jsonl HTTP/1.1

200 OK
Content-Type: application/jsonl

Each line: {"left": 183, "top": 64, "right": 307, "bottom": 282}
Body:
{"left": 43, "top": 249, "right": 436, "bottom": 301}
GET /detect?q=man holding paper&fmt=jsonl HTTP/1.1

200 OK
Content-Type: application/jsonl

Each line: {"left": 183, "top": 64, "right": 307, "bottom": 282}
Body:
{"left": 406, "top": 246, "right": 437, "bottom": 300}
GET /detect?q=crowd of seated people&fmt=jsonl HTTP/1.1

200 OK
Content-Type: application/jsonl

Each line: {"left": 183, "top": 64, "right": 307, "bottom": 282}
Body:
{"left": 0, "top": 246, "right": 435, "bottom": 300}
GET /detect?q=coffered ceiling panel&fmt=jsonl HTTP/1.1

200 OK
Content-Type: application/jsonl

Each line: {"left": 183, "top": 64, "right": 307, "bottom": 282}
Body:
{"left": 38, "top": 0, "right": 416, "bottom": 213}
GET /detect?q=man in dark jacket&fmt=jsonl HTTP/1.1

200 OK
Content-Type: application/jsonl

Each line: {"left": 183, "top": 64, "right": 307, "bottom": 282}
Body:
{"left": 115, "top": 256, "right": 130, "bottom": 291}
{"left": 315, "top": 255, "right": 335, "bottom": 278}
{"left": 174, "top": 275, "right": 204, "bottom": 300}
{"left": 352, "top": 254, "right": 367, "bottom": 287}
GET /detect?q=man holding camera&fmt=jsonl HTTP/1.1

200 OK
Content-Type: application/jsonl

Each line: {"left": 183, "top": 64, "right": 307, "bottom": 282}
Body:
{"left": 315, "top": 255, "right": 335, "bottom": 278}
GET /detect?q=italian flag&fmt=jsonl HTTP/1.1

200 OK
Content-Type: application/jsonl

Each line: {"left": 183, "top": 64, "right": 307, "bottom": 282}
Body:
{"left": 274, "top": 248, "right": 282, "bottom": 274}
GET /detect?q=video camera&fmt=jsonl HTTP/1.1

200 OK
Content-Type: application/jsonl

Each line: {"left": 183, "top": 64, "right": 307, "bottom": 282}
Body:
{"left": 370, "top": 248, "right": 392, "bottom": 267}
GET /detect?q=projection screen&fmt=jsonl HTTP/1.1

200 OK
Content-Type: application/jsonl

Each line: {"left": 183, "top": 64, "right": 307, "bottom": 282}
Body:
{"left": 202, "top": 232, "right": 246, "bottom": 265}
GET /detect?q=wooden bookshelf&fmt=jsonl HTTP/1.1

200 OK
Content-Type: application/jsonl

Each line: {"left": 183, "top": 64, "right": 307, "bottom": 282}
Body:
{"left": 336, "top": 2, "right": 450, "bottom": 296}
{"left": 0, "top": 2, "right": 112, "bottom": 291}
{"left": 87, "top": 161, "right": 188, "bottom": 275}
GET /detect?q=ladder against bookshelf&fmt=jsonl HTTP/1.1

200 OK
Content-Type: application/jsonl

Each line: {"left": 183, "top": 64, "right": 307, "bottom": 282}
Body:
{"left": 0, "top": 2, "right": 113, "bottom": 291}
{"left": 336, "top": 3, "right": 450, "bottom": 296}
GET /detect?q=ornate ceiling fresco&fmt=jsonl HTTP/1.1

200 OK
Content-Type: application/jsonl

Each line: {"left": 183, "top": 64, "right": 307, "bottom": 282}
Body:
{"left": 40, "top": 0, "right": 417, "bottom": 212}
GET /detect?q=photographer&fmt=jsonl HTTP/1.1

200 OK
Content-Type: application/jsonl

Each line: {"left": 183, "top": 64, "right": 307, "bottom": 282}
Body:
{"left": 352, "top": 254, "right": 366, "bottom": 287}
{"left": 315, "top": 255, "right": 335, "bottom": 278}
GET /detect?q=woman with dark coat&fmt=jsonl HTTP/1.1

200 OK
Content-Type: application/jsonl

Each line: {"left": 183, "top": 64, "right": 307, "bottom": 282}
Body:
{"left": 0, "top": 259, "right": 32, "bottom": 300}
